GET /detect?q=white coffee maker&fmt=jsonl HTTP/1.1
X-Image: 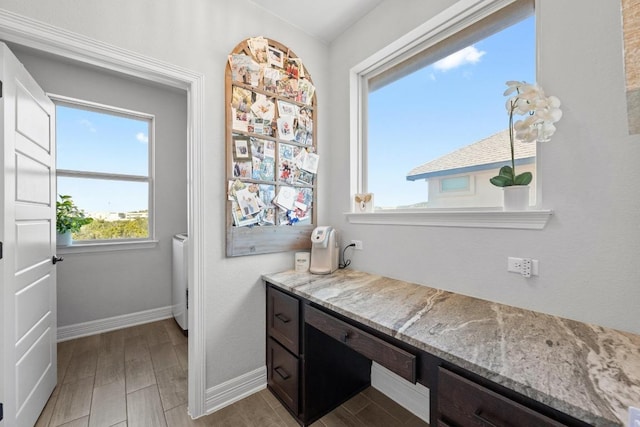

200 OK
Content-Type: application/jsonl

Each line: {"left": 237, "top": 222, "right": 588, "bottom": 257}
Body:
{"left": 309, "top": 226, "right": 339, "bottom": 274}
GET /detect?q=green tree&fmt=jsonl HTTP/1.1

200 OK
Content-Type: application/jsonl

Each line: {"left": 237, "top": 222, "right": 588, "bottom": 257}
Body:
{"left": 73, "top": 217, "right": 148, "bottom": 240}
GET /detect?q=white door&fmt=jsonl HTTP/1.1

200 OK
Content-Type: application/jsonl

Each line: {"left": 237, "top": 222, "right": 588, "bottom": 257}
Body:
{"left": 0, "top": 43, "right": 57, "bottom": 427}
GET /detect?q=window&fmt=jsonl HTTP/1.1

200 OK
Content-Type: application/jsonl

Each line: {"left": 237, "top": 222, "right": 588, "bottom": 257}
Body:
{"left": 441, "top": 176, "right": 471, "bottom": 193}
{"left": 55, "top": 97, "right": 154, "bottom": 242}
{"left": 354, "top": 0, "right": 535, "bottom": 211}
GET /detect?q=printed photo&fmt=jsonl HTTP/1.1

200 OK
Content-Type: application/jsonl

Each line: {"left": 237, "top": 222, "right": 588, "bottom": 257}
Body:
{"left": 267, "top": 46, "right": 284, "bottom": 68}
{"left": 229, "top": 53, "right": 261, "bottom": 86}
{"left": 232, "top": 161, "right": 252, "bottom": 178}
{"left": 233, "top": 136, "right": 251, "bottom": 161}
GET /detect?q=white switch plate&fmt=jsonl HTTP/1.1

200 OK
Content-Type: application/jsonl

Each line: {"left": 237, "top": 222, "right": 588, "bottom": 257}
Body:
{"left": 630, "top": 406, "right": 640, "bottom": 427}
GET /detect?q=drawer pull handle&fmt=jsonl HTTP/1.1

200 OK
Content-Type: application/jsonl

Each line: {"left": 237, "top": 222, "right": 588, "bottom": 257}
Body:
{"left": 274, "top": 366, "right": 290, "bottom": 380}
{"left": 473, "top": 410, "right": 499, "bottom": 427}
{"left": 275, "top": 313, "right": 290, "bottom": 323}
{"left": 340, "top": 331, "right": 349, "bottom": 343}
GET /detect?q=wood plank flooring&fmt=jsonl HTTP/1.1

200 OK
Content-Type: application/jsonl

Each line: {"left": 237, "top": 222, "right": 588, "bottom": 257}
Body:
{"left": 36, "top": 319, "right": 429, "bottom": 426}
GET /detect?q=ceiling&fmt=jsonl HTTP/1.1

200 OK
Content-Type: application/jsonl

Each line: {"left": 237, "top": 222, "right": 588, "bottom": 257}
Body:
{"left": 247, "top": 0, "right": 384, "bottom": 44}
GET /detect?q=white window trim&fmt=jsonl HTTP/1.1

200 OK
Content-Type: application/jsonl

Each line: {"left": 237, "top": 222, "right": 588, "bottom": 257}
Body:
{"left": 52, "top": 94, "right": 157, "bottom": 245}
{"left": 348, "top": 0, "right": 550, "bottom": 229}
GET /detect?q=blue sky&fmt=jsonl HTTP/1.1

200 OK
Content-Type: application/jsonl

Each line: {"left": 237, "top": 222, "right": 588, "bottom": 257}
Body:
{"left": 56, "top": 105, "right": 150, "bottom": 213}
{"left": 368, "top": 16, "right": 535, "bottom": 207}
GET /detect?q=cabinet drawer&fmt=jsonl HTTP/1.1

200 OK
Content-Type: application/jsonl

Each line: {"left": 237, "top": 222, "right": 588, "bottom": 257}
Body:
{"left": 438, "top": 368, "right": 566, "bottom": 427}
{"left": 267, "top": 286, "right": 300, "bottom": 354}
{"left": 305, "top": 305, "right": 416, "bottom": 383}
{"left": 267, "top": 338, "right": 299, "bottom": 414}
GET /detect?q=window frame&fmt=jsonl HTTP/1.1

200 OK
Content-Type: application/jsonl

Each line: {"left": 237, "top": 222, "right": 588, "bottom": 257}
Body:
{"left": 347, "top": 0, "right": 551, "bottom": 229}
{"left": 52, "top": 94, "right": 158, "bottom": 251}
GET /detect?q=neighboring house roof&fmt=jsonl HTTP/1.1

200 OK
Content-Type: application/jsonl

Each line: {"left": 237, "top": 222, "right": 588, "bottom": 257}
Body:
{"left": 406, "top": 129, "right": 536, "bottom": 181}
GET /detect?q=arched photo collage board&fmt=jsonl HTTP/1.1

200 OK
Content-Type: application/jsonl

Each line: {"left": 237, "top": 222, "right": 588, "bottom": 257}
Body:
{"left": 225, "top": 37, "right": 318, "bottom": 257}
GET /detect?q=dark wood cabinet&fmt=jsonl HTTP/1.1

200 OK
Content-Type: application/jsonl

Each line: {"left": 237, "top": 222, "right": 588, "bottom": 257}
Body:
{"left": 267, "top": 285, "right": 300, "bottom": 354}
{"left": 438, "top": 368, "right": 568, "bottom": 427}
{"left": 267, "top": 337, "right": 299, "bottom": 412}
{"left": 305, "top": 305, "right": 416, "bottom": 383}
{"left": 266, "top": 284, "right": 370, "bottom": 425}
{"left": 266, "top": 282, "right": 591, "bottom": 427}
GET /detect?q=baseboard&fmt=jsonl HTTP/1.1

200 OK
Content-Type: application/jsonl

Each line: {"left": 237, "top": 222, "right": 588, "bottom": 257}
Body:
{"left": 371, "top": 362, "right": 430, "bottom": 422}
{"left": 57, "top": 305, "right": 173, "bottom": 342}
{"left": 205, "top": 367, "right": 267, "bottom": 414}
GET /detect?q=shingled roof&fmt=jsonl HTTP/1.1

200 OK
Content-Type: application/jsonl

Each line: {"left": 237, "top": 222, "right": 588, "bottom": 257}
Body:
{"left": 406, "top": 129, "right": 536, "bottom": 181}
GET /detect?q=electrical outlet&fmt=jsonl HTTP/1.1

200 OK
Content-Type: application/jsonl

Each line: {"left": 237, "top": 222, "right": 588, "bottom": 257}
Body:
{"left": 351, "top": 240, "right": 363, "bottom": 250}
{"left": 507, "top": 257, "right": 539, "bottom": 277}
{"left": 630, "top": 406, "right": 640, "bottom": 427}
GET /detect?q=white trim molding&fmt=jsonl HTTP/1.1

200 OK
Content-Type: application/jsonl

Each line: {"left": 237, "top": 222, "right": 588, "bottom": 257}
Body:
{"left": 345, "top": 209, "right": 552, "bottom": 229}
{"left": 0, "top": 9, "right": 207, "bottom": 417}
{"left": 371, "top": 362, "right": 430, "bottom": 423}
{"left": 57, "top": 306, "right": 173, "bottom": 342}
{"left": 205, "top": 367, "right": 267, "bottom": 414}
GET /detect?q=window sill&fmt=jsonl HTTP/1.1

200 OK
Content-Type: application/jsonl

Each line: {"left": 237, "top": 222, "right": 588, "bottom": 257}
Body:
{"left": 344, "top": 209, "right": 552, "bottom": 230}
{"left": 56, "top": 239, "right": 159, "bottom": 254}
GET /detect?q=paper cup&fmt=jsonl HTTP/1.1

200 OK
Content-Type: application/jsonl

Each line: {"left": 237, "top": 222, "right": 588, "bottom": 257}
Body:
{"left": 294, "top": 252, "right": 310, "bottom": 272}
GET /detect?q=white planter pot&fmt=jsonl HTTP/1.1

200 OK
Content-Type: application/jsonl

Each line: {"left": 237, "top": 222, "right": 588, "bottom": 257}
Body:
{"left": 502, "top": 185, "right": 530, "bottom": 211}
{"left": 57, "top": 231, "right": 72, "bottom": 246}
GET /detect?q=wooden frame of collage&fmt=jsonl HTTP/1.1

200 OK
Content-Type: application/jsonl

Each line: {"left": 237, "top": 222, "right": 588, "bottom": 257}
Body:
{"left": 225, "top": 38, "right": 317, "bottom": 257}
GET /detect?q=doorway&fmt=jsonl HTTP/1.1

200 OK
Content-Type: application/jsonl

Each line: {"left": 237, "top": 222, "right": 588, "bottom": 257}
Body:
{"left": 0, "top": 11, "right": 207, "bottom": 418}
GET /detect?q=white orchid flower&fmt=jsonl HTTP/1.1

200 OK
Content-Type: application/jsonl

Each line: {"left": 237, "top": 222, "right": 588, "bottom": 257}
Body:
{"left": 536, "top": 122, "right": 557, "bottom": 142}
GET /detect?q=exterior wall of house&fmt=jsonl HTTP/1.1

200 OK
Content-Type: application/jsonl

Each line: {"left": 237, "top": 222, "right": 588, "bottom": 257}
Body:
{"left": 424, "top": 164, "right": 536, "bottom": 209}
{"left": 328, "top": 0, "right": 640, "bottom": 335}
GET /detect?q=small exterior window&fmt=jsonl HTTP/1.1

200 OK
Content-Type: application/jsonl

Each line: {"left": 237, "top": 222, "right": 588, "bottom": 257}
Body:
{"left": 55, "top": 98, "right": 154, "bottom": 242}
{"left": 440, "top": 176, "right": 470, "bottom": 193}
{"left": 353, "top": 0, "right": 535, "bottom": 210}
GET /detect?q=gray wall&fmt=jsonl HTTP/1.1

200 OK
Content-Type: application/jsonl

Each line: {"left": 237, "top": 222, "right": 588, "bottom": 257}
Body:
{"left": 0, "top": 0, "right": 331, "bottom": 387}
{"left": 328, "top": 0, "right": 640, "bottom": 335}
{"left": 11, "top": 47, "right": 188, "bottom": 327}
{"left": 2, "top": 0, "right": 638, "bottom": 398}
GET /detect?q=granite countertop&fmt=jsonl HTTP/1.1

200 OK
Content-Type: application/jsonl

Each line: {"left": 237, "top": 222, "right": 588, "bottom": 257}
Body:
{"left": 262, "top": 269, "right": 640, "bottom": 427}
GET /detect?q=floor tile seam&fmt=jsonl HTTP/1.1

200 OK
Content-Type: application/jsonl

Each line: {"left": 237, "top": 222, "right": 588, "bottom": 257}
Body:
{"left": 125, "top": 383, "right": 170, "bottom": 427}
{"left": 51, "top": 376, "right": 96, "bottom": 427}
{"left": 153, "top": 361, "right": 185, "bottom": 379}
{"left": 39, "top": 389, "right": 60, "bottom": 427}
{"left": 359, "top": 400, "right": 406, "bottom": 425}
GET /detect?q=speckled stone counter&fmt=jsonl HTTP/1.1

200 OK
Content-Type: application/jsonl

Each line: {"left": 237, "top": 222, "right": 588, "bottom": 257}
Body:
{"left": 262, "top": 269, "right": 640, "bottom": 427}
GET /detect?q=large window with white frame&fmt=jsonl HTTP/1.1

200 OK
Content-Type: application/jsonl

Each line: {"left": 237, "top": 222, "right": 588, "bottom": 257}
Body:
{"left": 55, "top": 97, "right": 154, "bottom": 242}
{"left": 353, "top": 0, "right": 535, "bottom": 211}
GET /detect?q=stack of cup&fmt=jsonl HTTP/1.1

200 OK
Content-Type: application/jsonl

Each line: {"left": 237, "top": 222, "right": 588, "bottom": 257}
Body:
{"left": 294, "top": 252, "right": 310, "bottom": 272}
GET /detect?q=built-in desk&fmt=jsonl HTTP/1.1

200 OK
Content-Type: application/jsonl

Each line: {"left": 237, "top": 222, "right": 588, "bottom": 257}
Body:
{"left": 263, "top": 269, "right": 640, "bottom": 427}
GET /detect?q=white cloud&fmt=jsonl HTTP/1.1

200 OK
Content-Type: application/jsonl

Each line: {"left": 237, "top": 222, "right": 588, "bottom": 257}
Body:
{"left": 136, "top": 132, "right": 149, "bottom": 144}
{"left": 79, "top": 119, "right": 96, "bottom": 133}
{"left": 433, "top": 46, "right": 486, "bottom": 72}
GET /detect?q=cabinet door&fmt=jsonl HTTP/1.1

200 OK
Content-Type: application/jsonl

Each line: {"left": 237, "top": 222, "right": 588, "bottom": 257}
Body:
{"left": 438, "top": 368, "right": 567, "bottom": 427}
{"left": 267, "top": 337, "right": 299, "bottom": 414}
{"left": 267, "top": 286, "right": 300, "bottom": 354}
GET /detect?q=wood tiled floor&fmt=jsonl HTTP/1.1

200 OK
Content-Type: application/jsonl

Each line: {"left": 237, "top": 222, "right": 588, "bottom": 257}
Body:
{"left": 36, "top": 319, "right": 429, "bottom": 427}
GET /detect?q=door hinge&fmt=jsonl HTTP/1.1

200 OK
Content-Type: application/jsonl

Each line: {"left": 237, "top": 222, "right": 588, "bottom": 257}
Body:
{"left": 186, "top": 288, "right": 189, "bottom": 310}
{"left": 0, "top": 80, "right": 3, "bottom": 98}
{"left": 0, "top": 241, "right": 3, "bottom": 259}
{"left": 1, "top": 401, "right": 3, "bottom": 420}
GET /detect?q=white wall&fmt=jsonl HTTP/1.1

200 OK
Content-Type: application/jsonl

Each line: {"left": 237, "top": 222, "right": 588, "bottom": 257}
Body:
{"left": 3, "top": 0, "right": 638, "bottom": 403}
{"left": 10, "top": 47, "right": 189, "bottom": 327}
{"left": 0, "top": 0, "right": 330, "bottom": 388}
{"left": 328, "top": 0, "right": 640, "bottom": 335}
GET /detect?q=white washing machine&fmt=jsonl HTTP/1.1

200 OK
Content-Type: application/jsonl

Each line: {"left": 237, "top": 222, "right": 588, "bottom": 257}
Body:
{"left": 172, "top": 233, "right": 188, "bottom": 332}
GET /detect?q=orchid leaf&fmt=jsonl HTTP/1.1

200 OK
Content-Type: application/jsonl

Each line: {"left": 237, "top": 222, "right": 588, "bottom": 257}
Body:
{"left": 498, "top": 166, "right": 514, "bottom": 180}
{"left": 490, "top": 175, "right": 512, "bottom": 187}
{"left": 514, "top": 172, "right": 533, "bottom": 186}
